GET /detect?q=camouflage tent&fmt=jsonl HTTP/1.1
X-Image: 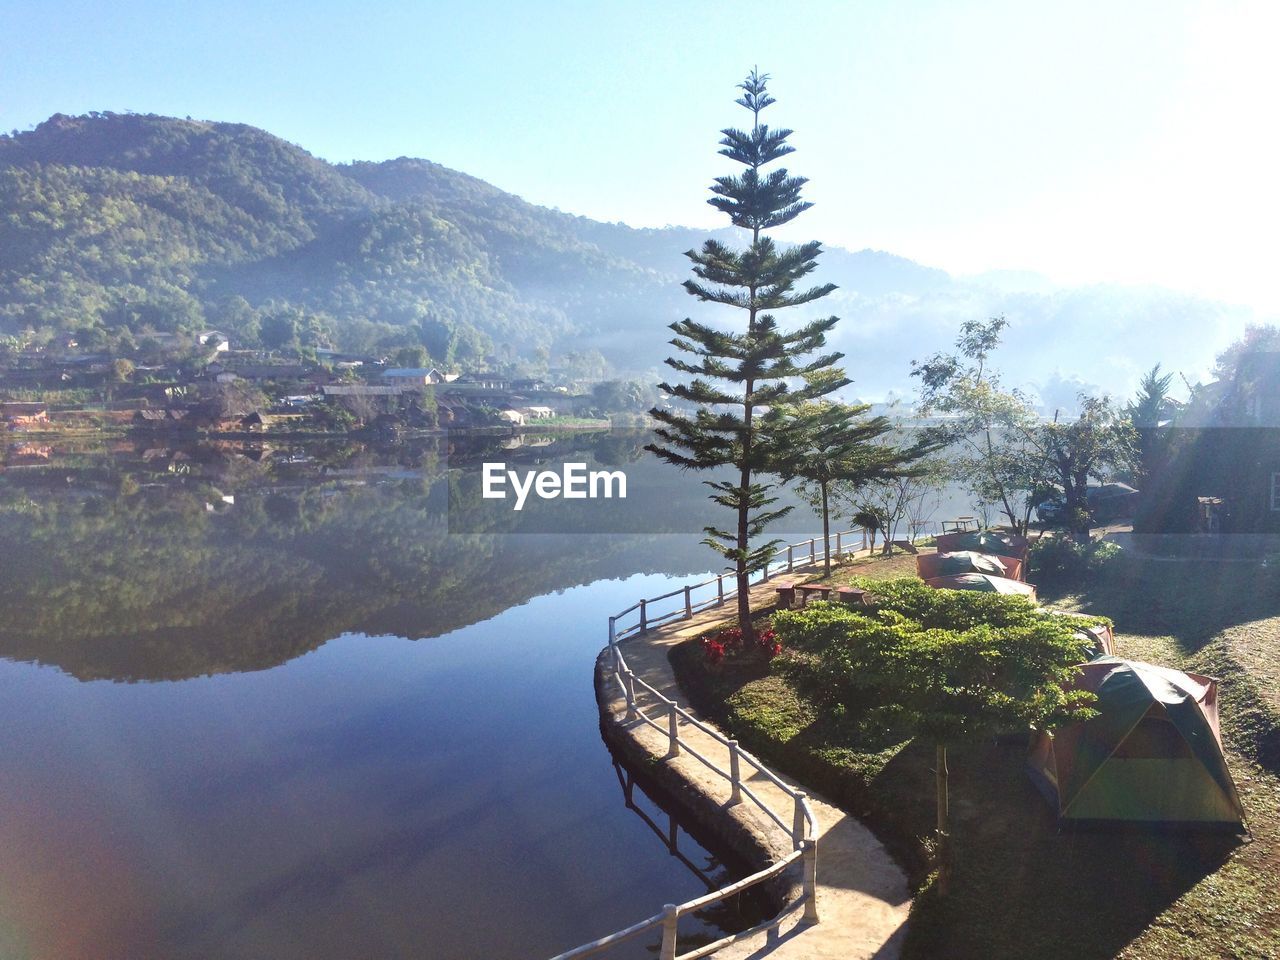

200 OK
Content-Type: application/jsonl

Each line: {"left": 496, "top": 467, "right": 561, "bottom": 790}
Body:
{"left": 934, "top": 529, "right": 1029, "bottom": 561}
{"left": 1028, "top": 658, "right": 1244, "bottom": 827}
{"left": 924, "top": 573, "right": 1037, "bottom": 599}
{"left": 922, "top": 550, "right": 1010, "bottom": 578}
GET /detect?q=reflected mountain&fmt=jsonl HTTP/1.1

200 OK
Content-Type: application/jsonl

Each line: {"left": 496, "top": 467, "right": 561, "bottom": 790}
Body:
{"left": 0, "top": 431, "right": 809, "bottom": 681}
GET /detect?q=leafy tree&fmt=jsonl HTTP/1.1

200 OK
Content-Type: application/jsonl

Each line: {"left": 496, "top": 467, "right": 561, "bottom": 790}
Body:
{"left": 1126, "top": 363, "right": 1178, "bottom": 429}
{"left": 776, "top": 375, "right": 924, "bottom": 573}
{"left": 137, "top": 336, "right": 165, "bottom": 362}
{"left": 73, "top": 324, "right": 110, "bottom": 352}
{"left": 913, "top": 317, "right": 1043, "bottom": 535}
{"left": 391, "top": 344, "right": 430, "bottom": 369}
{"left": 1037, "top": 395, "right": 1137, "bottom": 543}
{"left": 592, "top": 379, "right": 657, "bottom": 414}
{"left": 841, "top": 455, "right": 947, "bottom": 554}
{"left": 1212, "top": 323, "right": 1280, "bottom": 382}
{"left": 1126, "top": 363, "right": 1180, "bottom": 484}
{"left": 647, "top": 70, "right": 845, "bottom": 639}
{"left": 774, "top": 579, "right": 1098, "bottom": 893}
{"left": 110, "top": 358, "right": 135, "bottom": 383}
{"left": 259, "top": 310, "right": 299, "bottom": 351}
{"left": 197, "top": 382, "right": 264, "bottom": 420}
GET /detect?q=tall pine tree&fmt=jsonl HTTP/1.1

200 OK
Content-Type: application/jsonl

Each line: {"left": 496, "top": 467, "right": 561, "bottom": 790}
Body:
{"left": 648, "top": 69, "right": 845, "bottom": 638}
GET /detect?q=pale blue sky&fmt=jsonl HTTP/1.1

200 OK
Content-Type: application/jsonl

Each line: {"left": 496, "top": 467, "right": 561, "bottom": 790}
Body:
{"left": 4, "top": 1, "right": 1277, "bottom": 312}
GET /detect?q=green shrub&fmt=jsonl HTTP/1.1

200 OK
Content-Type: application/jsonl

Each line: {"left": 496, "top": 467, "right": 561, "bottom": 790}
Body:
{"left": 1029, "top": 537, "right": 1122, "bottom": 582}
{"left": 773, "top": 583, "right": 1101, "bottom": 737}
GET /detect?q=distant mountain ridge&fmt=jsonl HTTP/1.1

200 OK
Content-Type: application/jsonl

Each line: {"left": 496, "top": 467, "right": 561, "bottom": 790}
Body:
{"left": 0, "top": 111, "right": 1260, "bottom": 400}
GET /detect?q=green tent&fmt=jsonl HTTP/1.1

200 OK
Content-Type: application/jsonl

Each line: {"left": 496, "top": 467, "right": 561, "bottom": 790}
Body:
{"left": 933, "top": 550, "right": 1007, "bottom": 577}
{"left": 943, "top": 530, "right": 1023, "bottom": 557}
{"left": 1028, "top": 657, "right": 1244, "bottom": 827}
{"left": 924, "top": 573, "right": 1037, "bottom": 599}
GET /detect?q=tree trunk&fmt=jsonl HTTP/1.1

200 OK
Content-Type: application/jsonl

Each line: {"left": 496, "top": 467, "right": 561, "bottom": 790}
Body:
{"left": 736, "top": 560, "right": 751, "bottom": 642}
{"left": 1067, "top": 468, "right": 1092, "bottom": 544}
{"left": 935, "top": 742, "right": 951, "bottom": 896}
{"left": 821, "top": 481, "right": 831, "bottom": 576}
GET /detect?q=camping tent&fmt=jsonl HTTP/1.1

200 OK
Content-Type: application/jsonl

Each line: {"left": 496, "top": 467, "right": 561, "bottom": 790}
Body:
{"left": 918, "top": 550, "right": 1023, "bottom": 581}
{"left": 1028, "top": 657, "right": 1245, "bottom": 827}
{"left": 934, "top": 530, "right": 1029, "bottom": 562}
{"left": 925, "top": 573, "right": 1037, "bottom": 599}
{"left": 1047, "top": 610, "right": 1116, "bottom": 658}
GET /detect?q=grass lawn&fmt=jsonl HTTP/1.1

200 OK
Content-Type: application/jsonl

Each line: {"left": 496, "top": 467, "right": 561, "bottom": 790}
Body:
{"left": 669, "top": 548, "right": 1280, "bottom": 959}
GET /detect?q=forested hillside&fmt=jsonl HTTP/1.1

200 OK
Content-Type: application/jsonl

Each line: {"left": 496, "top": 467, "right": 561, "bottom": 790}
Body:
{"left": 0, "top": 111, "right": 1259, "bottom": 398}
{"left": 0, "top": 112, "right": 684, "bottom": 368}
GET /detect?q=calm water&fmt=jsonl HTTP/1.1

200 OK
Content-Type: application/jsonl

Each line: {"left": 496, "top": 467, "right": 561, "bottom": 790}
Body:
{"left": 0, "top": 435, "right": 784, "bottom": 960}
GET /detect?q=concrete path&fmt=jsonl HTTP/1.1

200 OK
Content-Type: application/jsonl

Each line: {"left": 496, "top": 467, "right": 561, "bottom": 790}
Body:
{"left": 598, "top": 568, "right": 912, "bottom": 959}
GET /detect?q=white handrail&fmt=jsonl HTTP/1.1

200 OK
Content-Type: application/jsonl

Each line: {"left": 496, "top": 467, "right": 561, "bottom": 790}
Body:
{"left": 549, "top": 530, "right": 867, "bottom": 960}
{"left": 610, "top": 529, "right": 867, "bottom": 642}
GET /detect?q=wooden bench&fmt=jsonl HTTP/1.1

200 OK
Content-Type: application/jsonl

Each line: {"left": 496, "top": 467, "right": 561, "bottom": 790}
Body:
{"left": 775, "top": 582, "right": 798, "bottom": 609}
{"left": 836, "top": 586, "right": 869, "bottom": 607}
{"left": 795, "top": 583, "right": 834, "bottom": 605}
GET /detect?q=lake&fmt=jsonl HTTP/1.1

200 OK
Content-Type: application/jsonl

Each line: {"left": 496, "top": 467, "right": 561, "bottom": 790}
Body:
{"left": 0, "top": 433, "right": 790, "bottom": 960}
{"left": 0, "top": 431, "right": 974, "bottom": 958}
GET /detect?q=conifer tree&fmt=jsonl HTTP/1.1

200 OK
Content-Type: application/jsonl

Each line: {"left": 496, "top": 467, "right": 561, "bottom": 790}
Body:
{"left": 776, "top": 374, "right": 927, "bottom": 575}
{"left": 647, "top": 70, "right": 845, "bottom": 638}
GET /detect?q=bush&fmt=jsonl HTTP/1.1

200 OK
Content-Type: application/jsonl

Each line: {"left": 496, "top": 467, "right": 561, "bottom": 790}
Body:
{"left": 701, "top": 624, "right": 781, "bottom": 665}
{"left": 1029, "top": 537, "right": 1122, "bottom": 582}
{"left": 773, "top": 586, "right": 1101, "bottom": 736}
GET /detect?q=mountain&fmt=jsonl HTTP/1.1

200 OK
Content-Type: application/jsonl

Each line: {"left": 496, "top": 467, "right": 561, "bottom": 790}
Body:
{"left": 0, "top": 111, "right": 1263, "bottom": 399}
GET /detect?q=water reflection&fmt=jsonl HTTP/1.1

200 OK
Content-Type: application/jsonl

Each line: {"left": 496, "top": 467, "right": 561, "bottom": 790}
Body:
{"left": 0, "top": 433, "right": 793, "bottom": 959}
{"left": 607, "top": 759, "right": 774, "bottom": 953}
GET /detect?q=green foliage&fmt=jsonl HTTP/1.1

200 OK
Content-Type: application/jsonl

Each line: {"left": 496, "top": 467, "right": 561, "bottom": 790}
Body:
{"left": 390, "top": 344, "right": 430, "bottom": 369}
{"left": 0, "top": 111, "right": 688, "bottom": 364}
{"left": 916, "top": 317, "right": 1136, "bottom": 543}
{"left": 258, "top": 309, "right": 300, "bottom": 350}
{"left": 776, "top": 379, "right": 928, "bottom": 569}
{"left": 1126, "top": 363, "right": 1181, "bottom": 489}
{"left": 1029, "top": 536, "right": 1122, "bottom": 583}
{"left": 1039, "top": 396, "right": 1137, "bottom": 542}
{"left": 647, "top": 70, "right": 845, "bottom": 617}
{"left": 913, "top": 317, "right": 1045, "bottom": 535}
{"left": 774, "top": 580, "right": 1099, "bottom": 742}
{"left": 590, "top": 379, "right": 657, "bottom": 414}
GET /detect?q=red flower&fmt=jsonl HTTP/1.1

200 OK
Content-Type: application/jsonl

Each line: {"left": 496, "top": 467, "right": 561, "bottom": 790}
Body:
{"left": 702, "top": 636, "right": 726, "bottom": 665}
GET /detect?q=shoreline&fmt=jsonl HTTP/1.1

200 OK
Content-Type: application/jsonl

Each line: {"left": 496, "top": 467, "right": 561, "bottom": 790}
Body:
{"left": 587, "top": 564, "right": 911, "bottom": 959}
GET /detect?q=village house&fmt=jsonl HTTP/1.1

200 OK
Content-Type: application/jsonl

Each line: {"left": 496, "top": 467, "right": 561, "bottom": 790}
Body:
{"left": 511, "top": 377, "right": 548, "bottom": 393}
{"left": 4, "top": 443, "right": 52, "bottom": 465}
{"left": 0, "top": 402, "right": 50, "bottom": 429}
{"left": 132, "top": 408, "right": 191, "bottom": 430}
{"left": 457, "top": 372, "right": 511, "bottom": 391}
{"left": 196, "top": 331, "right": 230, "bottom": 352}
{"left": 215, "top": 363, "right": 309, "bottom": 383}
{"left": 380, "top": 367, "right": 443, "bottom": 388}
{"left": 321, "top": 384, "right": 406, "bottom": 398}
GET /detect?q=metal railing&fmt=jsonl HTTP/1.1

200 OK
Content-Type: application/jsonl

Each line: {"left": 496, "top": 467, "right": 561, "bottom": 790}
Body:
{"left": 611, "top": 529, "right": 868, "bottom": 642}
{"left": 550, "top": 530, "right": 869, "bottom": 960}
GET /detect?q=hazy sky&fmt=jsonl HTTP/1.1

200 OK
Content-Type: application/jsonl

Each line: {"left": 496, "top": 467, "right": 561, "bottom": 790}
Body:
{"left": 4, "top": 0, "right": 1278, "bottom": 314}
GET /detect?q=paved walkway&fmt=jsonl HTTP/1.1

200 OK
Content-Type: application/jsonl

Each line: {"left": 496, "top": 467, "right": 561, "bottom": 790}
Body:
{"left": 598, "top": 566, "right": 911, "bottom": 959}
